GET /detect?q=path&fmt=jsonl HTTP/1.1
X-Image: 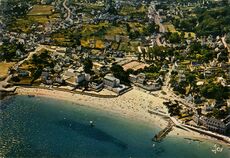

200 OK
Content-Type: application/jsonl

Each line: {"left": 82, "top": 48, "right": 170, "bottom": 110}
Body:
{"left": 63, "top": 0, "right": 71, "bottom": 20}
{"left": 13, "top": 45, "right": 51, "bottom": 69}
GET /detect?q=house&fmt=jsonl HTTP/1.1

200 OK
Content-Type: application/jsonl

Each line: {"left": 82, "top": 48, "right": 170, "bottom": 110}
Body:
{"left": 198, "top": 116, "right": 227, "bottom": 134}
{"left": 227, "top": 99, "right": 230, "bottom": 108}
{"left": 89, "top": 81, "right": 104, "bottom": 91}
{"left": 64, "top": 69, "right": 75, "bottom": 78}
{"left": 161, "top": 64, "right": 169, "bottom": 72}
{"left": 145, "top": 82, "right": 161, "bottom": 91}
{"left": 103, "top": 74, "right": 128, "bottom": 94}
{"left": 18, "top": 70, "right": 30, "bottom": 77}
{"left": 196, "top": 81, "right": 204, "bottom": 86}
{"left": 184, "top": 94, "right": 194, "bottom": 103}
{"left": 136, "top": 73, "right": 146, "bottom": 84}
{"left": 76, "top": 73, "right": 85, "bottom": 83}
{"left": 55, "top": 76, "right": 64, "bottom": 84}
{"left": 129, "top": 73, "right": 161, "bottom": 91}
{"left": 129, "top": 73, "right": 146, "bottom": 84}
{"left": 216, "top": 77, "right": 226, "bottom": 86}
{"left": 129, "top": 74, "right": 137, "bottom": 83}
{"left": 203, "top": 70, "right": 212, "bottom": 78}
{"left": 103, "top": 74, "right": 120, "bottom": 88}
{"left": 178, "top": 73, "right": 186, "bottom": 82}
{"left": 204, "top": 101, "right": 215, "bottom": 112}
{"left": 41, "top": 71, "right": 49, "bottom": 80}
{"left": 223, "top": 115, "right": 230, "bottom": 130}
{"left": 63, "top": 69, "right": 89, "bottom": 86}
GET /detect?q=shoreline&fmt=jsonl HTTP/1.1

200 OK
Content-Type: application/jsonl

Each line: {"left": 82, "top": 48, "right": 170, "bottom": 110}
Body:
{"left": 14, "top": 87, "right": 230, "bottom": 147}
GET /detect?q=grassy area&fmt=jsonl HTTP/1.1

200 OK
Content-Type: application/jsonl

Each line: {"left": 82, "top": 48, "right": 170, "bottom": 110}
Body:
{"left": 164, "top": 23, "right": 196, "bottom": 38}
{"left": 0, "top": 62, "right": 15, "bottom": 78}
{"left": 10, "top": 4, "right": 58, "bottom": 33}
{"left": 81, "top": 22, "right": 109, "bottom": 37}
{"left": 95, "top": 40, "right": 105, "bottom": 49}
{"left": 28, "top": 5, "right": 54, "bottom": 16}
{"left": 120, "top": 5, "right": 147, "bottom": 16}
{"left": 164, "top": 23, "right": 177, "bottom": 32}
{"left": 128, "top": 22, "right": 145, "bottom": 33}
{"left": 80, "top": 38, "right": 105, "bottom": 49}
{"left": 184, "top": 32, "right": 196, "bottom": 38}
{"left": 10, "top": 14, "right": 58, "bottom": 33}
{"left": 106, "top": 25, "right": 127, "bottom": 36}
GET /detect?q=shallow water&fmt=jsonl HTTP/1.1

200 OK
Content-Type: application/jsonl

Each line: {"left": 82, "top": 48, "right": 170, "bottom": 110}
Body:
{"left": 0, "top": 96, "right": 229, "bottom": 158}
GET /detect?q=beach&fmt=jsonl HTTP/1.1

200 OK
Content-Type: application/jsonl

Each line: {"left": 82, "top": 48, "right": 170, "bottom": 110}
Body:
{"left": 15, "top": 87, "right": 229, "bottom": 146}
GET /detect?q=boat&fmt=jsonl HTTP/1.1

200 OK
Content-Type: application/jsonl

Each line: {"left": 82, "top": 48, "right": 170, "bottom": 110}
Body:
{"left": 152, "top": 143, "right": 156, "bottom": 148}
{"left": 89, "top": 121, "right": 95, "bottom": 127}
{"left": 28, "top": 95, "right": 35, "bottom": 97}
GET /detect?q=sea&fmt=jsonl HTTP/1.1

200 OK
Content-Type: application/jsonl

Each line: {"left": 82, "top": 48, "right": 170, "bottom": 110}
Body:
{"left": 0, "top": 95, "right": 229, "bottom": 158}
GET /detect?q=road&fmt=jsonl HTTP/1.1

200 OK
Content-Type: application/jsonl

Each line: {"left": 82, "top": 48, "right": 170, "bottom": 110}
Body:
{"left": 148, "top": 2, "right": 166, "bottom": 47}
{"left": 221, "top": 35, "right": 230, "bottom": 52}
{"left": 221, "top": 35, "right": 230, "bottom": 62}
{"left": 63, "top": 0, "right": 71, "bottom": 20}
{"left": 161, "top": 65, "right": 196, "bottom": 109}
{"left": 148, "top": 2, "right": 166, "bottom": 33}
{"left": 14, "top": 45, "right": 55, "bottom": 69}
{"left": 154, "top": 12, "right": 166, "bottom": 33}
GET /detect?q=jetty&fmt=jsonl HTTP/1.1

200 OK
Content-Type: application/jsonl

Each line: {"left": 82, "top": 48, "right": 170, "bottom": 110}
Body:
{"left": 152, "top": 120, "right": 174, "bottom": 142}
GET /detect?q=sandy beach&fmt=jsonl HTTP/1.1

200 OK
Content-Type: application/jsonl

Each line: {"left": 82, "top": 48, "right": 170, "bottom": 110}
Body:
{"left": 15, "top": 87, "right": 228, "bottom": 146}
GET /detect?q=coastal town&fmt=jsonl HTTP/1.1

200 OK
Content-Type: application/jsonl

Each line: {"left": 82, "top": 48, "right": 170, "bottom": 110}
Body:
{"left": 0, "top": 0, "right": 230, "bottom": 146}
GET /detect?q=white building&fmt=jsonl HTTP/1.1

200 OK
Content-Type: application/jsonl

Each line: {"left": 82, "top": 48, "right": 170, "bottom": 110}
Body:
{"left": 103, "top": 74, "right": 120, "bottom": 88}
{"left": 194, "top": 115, "right": 228, "bottom": 134}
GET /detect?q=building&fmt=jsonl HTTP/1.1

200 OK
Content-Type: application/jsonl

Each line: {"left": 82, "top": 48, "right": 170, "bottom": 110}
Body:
{"left": 103, "top": 74, "right": 128, "bottom": 94}
{"left": 89, "top": 81, "right": 104, "bottom": 92}
{"left": 76, "top": 73, "right": 85, "bottom": 83}
{"left": 63, "top": 69, "right": 89, "bottom": 86}
{"left": 194, "top": 115, "right": 228, "bottom": 134}
{"left": 129, "top": 73, "right": 161, "bottom": 91}
{"left": 178, "top": 73, "right": 186, "bottom": 82}
{"left": 136, "top": 73, "right": 146, "bottom": 84}
{"left": 103, "top": 74, "right": 120, "bottom": 88}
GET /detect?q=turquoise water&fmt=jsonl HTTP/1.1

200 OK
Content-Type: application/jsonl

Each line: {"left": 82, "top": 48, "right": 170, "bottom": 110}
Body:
{"left": 0, "top": 96, "right": 229, "bottom": 158}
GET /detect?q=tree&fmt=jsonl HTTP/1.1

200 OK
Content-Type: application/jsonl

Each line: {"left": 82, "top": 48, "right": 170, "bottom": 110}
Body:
{"left": 200, "top": 83, "right": 228, "bottom": 99}
{"left": 190, "top": 41, "right": 202, "bottom": 53}
{"left": 31, "top": 66, "right": 42, "bottom": 83}
{"left": 129, "top": 31, "right": 140, "bottom": 39}
{"left": 126, "top": 23, "right": 131, "bottom": 33}
{"left": 83, "top": 58, "right": 93, "bottom": 74}
{"left": 147, "top": 46, "right": 164, "bottom": 61}
{"left": 111, "top": 64, "right": 130, "bottom": 84}
{"left": 0, "top": 42, "right": 18, "bottom": 61}
{"left": 168, "top": 32, "right": 181, "bottom": 43}
{"left": 32, "top": 50, "right": 52, "bottom": 67}
{"left": 143, "top": 23, "right": 157, "bottom": 36}
{"left": 108, "top": 6, "right": 118, "bottom": 15}
{"left": 187, "top": 74, "right": 196, "bottom": 84}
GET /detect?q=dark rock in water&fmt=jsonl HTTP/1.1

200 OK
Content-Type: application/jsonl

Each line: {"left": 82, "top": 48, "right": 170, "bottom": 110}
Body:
{"left": 57, "top": 119, "right": 128, "bottom": 150}
{"left": 28, "top": 95, "right": 35, "bottom": 98}
{"left": 0, "top": 91, "right": 16, "bottom": 100}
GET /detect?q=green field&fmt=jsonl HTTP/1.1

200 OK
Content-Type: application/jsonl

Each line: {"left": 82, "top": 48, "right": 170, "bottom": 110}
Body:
{"left": 28, "top": 5, "right": 54, "bottom": 16}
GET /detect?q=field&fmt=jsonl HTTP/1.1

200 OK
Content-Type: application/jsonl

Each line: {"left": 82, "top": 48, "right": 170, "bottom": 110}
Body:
{"left": 164, "top": 23, "right": 196, "bottom": 38}
{"left": 10, "top": 7, "right": 59, "bottom": 33}
{"left": 120, "top": 5, "right": 147, "bottom": 16}
{"left": 0, "top": 62, "right": 15, "bottom": 79}
{"left": 163, "top": 23, "right": 177, "bottom": 32}
{"left": 28, "top": 5, "right": 54, "bottom": 16}
{"left": 122, "top": 61, "right": 149, "bottom": 71}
